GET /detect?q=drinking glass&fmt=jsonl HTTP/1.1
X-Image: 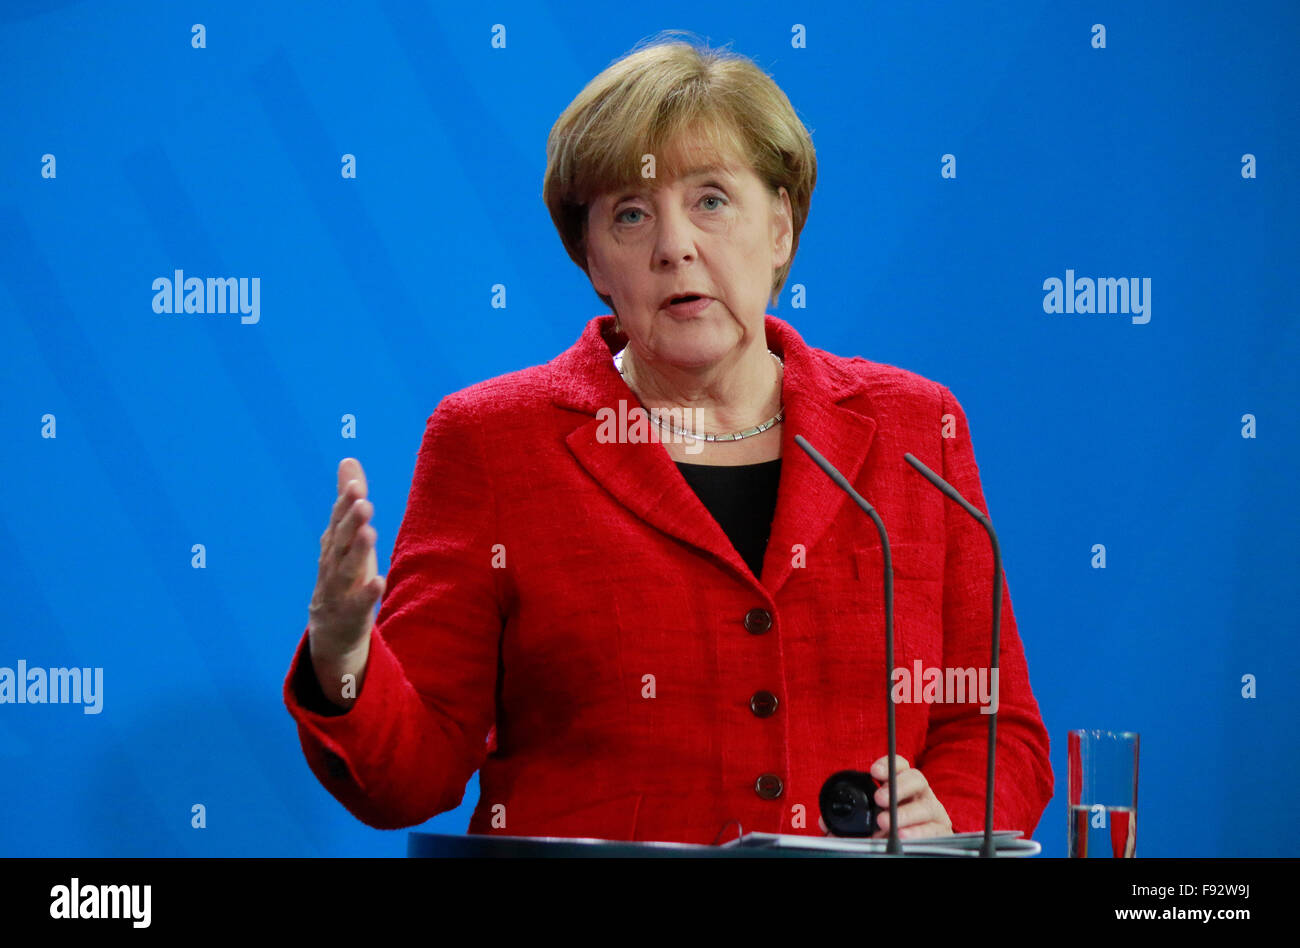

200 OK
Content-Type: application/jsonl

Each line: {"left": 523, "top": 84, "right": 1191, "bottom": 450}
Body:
{"left": 1067, "top": 729, "right": 1139, "bottom": 857}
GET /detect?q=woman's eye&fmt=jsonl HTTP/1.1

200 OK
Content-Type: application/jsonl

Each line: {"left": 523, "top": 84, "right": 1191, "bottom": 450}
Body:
{"left": 615, "top": 194, "right": 726, "bottom": 224}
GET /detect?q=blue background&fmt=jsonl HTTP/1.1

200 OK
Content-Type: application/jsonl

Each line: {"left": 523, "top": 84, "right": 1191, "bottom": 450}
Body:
{"left": 1, "top": 1, "right": 1295, "bottom": 857}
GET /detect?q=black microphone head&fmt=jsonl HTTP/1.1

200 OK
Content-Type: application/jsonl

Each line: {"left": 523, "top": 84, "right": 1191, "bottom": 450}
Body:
{"left": 819, "top": 769, "right": 882, "bottom": 837}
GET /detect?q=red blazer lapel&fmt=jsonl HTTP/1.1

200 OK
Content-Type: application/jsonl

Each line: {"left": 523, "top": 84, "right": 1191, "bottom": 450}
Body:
{"left": 551, "top": 314, "right": 878, "bottom": 598}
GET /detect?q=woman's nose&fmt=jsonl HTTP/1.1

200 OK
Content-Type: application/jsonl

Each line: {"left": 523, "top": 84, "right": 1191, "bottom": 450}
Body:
{"left": 653, "top": 204, "right": 697, "bottom": 265}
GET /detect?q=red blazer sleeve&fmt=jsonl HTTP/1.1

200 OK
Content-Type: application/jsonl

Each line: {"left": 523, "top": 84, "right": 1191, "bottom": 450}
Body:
{"left": 916, "top": 384, "right": 1054, "bottom": 835}
{"left": 282, "top": 392, "right": 507, "bottom": 829}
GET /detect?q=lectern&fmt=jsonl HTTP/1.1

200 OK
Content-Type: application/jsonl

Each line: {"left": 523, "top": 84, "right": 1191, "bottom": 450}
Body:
{"left": 408, "top": 830, "right": 1041, "bottom": 858}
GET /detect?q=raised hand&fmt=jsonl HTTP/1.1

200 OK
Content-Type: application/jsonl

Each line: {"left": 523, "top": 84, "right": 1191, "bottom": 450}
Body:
{"left": 306, "top": 458, "right": 385, "bottom": 709}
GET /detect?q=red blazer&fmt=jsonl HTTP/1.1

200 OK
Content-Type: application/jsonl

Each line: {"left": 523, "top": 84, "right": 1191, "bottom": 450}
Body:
{"left": 283, "top": 313, "right": 1054, "bottom": 843}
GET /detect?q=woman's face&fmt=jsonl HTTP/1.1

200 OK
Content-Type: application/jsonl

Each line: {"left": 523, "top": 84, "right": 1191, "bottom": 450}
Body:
{"left": 585, "top": 142, "right": 793, "bottom": 369}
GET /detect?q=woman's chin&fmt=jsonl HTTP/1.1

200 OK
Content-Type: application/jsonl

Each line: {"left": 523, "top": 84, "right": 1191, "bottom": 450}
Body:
{"left": 647, "top": 316, "right": 741, "bottom": 364}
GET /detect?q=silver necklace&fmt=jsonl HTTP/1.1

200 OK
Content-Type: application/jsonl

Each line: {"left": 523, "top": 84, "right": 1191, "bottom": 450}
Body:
{"left": 612, "top": 347, "right": 785, "bottom": 442}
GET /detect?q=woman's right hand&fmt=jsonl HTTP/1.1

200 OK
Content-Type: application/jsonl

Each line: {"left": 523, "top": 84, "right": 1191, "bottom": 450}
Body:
{"left": 306, "top": 457, "right": 386, "bottom": 709}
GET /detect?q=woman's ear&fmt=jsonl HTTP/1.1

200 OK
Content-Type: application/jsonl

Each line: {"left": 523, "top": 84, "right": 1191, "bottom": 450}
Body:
{"left": 772, "top": 186, "right": 794, "bottom": 268}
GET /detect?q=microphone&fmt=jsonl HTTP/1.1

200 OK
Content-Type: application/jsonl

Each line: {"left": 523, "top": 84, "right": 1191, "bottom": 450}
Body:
{"left": 794, "top": 434, "right": 901, "bottom": 855}
{"left": 820, "top": 769, "right": 882, "bottom": 837}
{"left": 903, "top": 451, "right": 1001, "bottom": 859}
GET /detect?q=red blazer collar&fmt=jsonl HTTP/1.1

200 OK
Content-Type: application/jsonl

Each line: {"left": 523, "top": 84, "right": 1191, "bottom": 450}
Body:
{"left": 548, "top": 313, "right": 871, "bottom": 413}
{"left": 549, "top": 314, "right": 880, "bottom": 598}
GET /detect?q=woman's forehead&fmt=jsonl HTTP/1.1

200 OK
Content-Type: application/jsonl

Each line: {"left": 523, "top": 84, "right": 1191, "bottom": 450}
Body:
{"left": 595, "top": 143, "right": 747, "bottom": 199}
{"left": 658, "top": 132, "right": 743, "bottom": 177}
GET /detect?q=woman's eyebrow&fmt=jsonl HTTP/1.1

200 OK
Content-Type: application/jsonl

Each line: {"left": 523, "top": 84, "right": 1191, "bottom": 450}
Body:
{"left": 612, "top": 168, "right": 733, "bottom": 203}
{"left": 676, "top": 163, "right": 731, "bottom": 179}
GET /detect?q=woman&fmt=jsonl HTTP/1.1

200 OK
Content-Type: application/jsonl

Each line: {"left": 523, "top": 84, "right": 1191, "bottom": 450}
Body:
{"left": 284, "top": 35, "right": 1053, "bottom": 845}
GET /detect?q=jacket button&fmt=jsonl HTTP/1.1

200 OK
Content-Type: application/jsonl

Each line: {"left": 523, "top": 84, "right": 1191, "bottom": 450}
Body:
{"left": 754, "top": 774, "right": 784, "bottom": 799}
{"left": 750, "top": 690, "right": 779, "bottom": 717}
{"left": 744, "top": 607, "right": 773, "bottom": 634}
{"left": 323, "top": 751, "right": 348, "bottom": 779}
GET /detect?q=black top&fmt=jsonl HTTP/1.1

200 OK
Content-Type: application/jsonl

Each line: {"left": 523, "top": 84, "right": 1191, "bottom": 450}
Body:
{"left": 293, "top": 458, "right": 784, "bottom": 717}
{"left": 674, "top": 458, "right": 783, "bottom": 581}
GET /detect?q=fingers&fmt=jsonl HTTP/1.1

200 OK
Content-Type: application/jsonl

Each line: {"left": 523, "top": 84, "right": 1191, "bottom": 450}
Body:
{"left": 322, "top": 472, "right": 366, "bottom": 542}
{"left": 337, "top": 457, "right": 368, "bottom": 497}
{"left": 337, "top": 522, "right": 377, "bottom": 583}
{"left": 330, "top": 496, "right": 374, "bottom": 564}
{"left": 868, "top": 755, "right": 910, "bottom": 780}
{"left": 874, "top": 798, "right": 943, "bottom": 834}
{"left": 310, "top": 460, "right": 383, "bottom": 652}
{"left": 874, "top": 767, "right": 927, "bottom": 808}
{"left": 316, "top": 461, "right": 378, "bottom": 600}
{"left": 310, "top": 528, "right": 381, "bottom": 631}
{"left": 866, "top": 756, "right": 952, "bottom": 839}
{"left": 819, "top": 790, "right": 946, "bottom": 841}
{"left": 322, "top": 455, "right": 376, "bottom": 563}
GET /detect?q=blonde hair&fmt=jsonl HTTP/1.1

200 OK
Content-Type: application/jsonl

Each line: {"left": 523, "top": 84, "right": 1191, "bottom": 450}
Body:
{"left": 542, "top": 31, "right": 817, "bottom": 312}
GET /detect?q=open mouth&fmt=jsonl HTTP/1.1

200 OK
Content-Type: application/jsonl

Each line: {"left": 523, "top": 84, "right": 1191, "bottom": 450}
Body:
{"left": 660, "top": 294, "right": 713, "bottom": 315}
